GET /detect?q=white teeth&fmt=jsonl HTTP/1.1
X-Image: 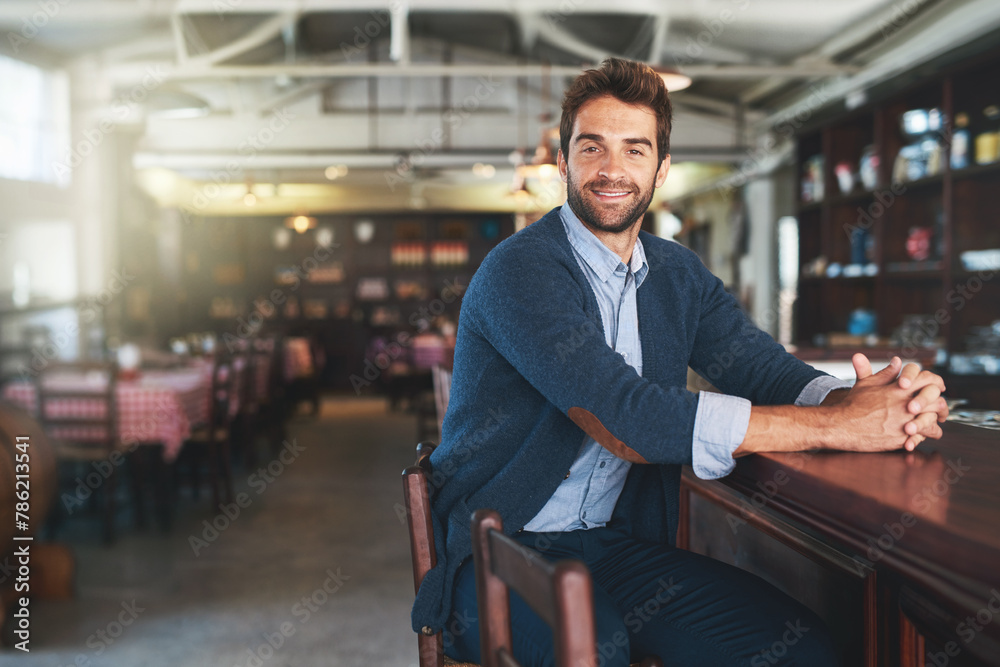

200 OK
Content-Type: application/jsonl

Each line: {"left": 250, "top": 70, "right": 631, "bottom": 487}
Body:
{"left": 595, "top": 191, "right": 629, "bottom": 197}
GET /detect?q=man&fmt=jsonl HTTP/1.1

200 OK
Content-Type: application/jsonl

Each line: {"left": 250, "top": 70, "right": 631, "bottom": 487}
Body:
{"left": 411, "top": 58, "right": 948, "bottom": 666}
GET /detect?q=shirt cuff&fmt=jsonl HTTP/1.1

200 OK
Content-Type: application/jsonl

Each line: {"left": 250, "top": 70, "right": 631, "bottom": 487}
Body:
{"left": 691, "top": 391, "right": 751, "bottom": 480}
{"left": 794, "top": 375, "right": 853, "bottom": 407}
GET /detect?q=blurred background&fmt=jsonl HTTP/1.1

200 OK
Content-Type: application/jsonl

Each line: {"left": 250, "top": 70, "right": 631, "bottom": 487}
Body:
{"left": 0, "top": 0, "right": 999, "bottom": 665}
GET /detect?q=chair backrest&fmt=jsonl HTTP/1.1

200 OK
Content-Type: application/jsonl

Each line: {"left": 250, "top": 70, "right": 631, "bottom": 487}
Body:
{"left": 35, "top": 361, "right": 118, "bottom": 449}
{"left": 471, "top": 509, "right": 597, "bottom": 667}
{"left": 209, "top": 354, "right": 238, "bottom": 430}
{"left": 402, "top": 441, "right": 447, "bottom": 667}
{"left": 431, "top": 365, "right": 452, "bottom": 436}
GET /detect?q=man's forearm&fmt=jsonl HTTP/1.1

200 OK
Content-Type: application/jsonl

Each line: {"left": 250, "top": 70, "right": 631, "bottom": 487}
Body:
{"left": 734, "top": 405, "right": 839, "bottom": 457}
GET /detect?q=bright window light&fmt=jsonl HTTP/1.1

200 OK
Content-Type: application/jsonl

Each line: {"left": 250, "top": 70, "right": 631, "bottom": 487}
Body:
{"left": 0, "top": 54, "right": 70, "bottom": 186}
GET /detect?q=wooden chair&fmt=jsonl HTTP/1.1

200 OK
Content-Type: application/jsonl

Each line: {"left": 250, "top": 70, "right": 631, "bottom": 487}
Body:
{"left": 35, "top": 361, "right": 120, "bottom": 543}
{"left": 472, "top": 509, "right": 664, "bottom": 667}
{"left": 182, "top": 353, "right": 236, "bottom": 508}
{"left": 403, "top": 443, "right": 663, "bottom": 667}
{"left": 431, "top": 365, "right": 452, "bottom": 437}
{"left": 403, "top": 442, "right": 479, "bottom": 667}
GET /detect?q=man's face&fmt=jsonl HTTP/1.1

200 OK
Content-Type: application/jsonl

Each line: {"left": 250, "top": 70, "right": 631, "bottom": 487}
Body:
{"left": 559, "top": 95, "right": 670, "bottom": 234}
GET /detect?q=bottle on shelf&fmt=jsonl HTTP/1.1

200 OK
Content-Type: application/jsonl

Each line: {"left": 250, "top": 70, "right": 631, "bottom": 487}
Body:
{"left": 951, "top": 112, "right": 971, "bottom": 170}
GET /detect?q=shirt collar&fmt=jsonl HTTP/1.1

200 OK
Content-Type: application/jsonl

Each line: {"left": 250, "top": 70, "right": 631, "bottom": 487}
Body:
{"left": 559, "top": 204, "right": 648, "bottom": 287}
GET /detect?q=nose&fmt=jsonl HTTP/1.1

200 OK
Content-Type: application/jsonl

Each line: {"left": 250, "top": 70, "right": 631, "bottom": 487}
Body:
{"left": 598, "top": 151, "right": 626, "bottom": 183}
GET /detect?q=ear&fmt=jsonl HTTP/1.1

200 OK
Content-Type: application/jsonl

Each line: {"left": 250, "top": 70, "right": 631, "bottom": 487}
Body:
{"left": 558, "top": 149, "right": 569, "bottom": 183}
{"left": 654, "top": 154, "right": 671, "bottom": 188}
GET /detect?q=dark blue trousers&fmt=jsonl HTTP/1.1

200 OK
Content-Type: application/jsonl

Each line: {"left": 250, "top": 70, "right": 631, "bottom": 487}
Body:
{"left": 444, "top": 527, "right": 840, "bottom": 667}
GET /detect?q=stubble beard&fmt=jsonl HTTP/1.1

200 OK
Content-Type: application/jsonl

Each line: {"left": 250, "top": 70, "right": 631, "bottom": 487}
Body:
{"left": 566, "top": 171, "right": 656, "bottom": 235}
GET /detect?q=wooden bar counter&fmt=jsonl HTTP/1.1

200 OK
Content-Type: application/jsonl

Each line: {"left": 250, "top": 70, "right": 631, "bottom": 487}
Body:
{"left": 679, "top": 422, "right": 1000, "bottom": 667}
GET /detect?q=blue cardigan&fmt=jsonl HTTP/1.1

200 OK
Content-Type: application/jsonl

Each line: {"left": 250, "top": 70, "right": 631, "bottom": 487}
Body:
{"left": 412, "top": 207, "right": 824, "bottom": 633}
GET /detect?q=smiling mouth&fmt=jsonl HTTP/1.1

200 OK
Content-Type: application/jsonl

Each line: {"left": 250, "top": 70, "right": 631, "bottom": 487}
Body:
{"left": 592, "top": 190, "right": 633, "bottom": 200}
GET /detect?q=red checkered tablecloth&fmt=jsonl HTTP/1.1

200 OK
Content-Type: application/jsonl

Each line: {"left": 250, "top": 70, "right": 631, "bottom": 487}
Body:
{"left": 3, "top": 368, "right": 212, "bottom": 462}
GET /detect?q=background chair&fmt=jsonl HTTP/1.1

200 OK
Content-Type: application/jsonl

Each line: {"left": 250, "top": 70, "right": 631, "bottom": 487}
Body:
{"left": 35, "top": 361, "right": 120, "bottom": 543}
{"left": 179, "top": 353, "right": 236, "bottom": 509}
{"left": 431, "top": 365, "right": 452, "bottom": 438}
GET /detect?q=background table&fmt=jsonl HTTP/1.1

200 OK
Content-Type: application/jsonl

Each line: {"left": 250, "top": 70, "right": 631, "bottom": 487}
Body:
{"left": 2, "top": 366, "right": 212, "bottom": 462}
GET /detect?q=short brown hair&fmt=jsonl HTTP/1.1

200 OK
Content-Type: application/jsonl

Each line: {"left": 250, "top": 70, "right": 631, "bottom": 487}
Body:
{"left": 559, "top": 57, "right": 673, "bottom": 165}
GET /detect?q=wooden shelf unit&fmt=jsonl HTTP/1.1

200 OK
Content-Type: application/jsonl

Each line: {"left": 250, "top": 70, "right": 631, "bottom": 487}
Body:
{"left": 794, "top": 48, "right": 1000, "bottom": 402}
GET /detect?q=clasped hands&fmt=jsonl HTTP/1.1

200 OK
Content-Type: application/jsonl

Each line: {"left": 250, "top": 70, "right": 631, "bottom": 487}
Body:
{"left": 834, "top": 353, "right": 950, "bottom": 452}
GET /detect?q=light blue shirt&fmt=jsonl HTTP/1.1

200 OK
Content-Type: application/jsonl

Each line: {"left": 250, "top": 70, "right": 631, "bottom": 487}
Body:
{"left": 524, "top": 204, "right": 849, "bottom": 533}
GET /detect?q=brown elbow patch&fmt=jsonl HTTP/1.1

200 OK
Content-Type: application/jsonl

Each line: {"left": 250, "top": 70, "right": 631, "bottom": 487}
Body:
{"left": 567, "top": 407, "right": 649, "bottom": 464}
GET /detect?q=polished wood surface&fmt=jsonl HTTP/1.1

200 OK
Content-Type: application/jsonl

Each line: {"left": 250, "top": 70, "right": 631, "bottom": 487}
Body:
{"left": 708, "top": 421, "right": 1000, "bottom": 665}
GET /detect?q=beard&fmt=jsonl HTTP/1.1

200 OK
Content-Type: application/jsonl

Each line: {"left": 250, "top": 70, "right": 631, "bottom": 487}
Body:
{"left": 566, "top": 171, "right": 657, "bottom": 234}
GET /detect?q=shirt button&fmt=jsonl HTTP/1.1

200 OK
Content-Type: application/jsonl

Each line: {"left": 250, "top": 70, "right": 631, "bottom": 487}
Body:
{"left": 600, "top": 461, "right": 606, "bottom": 468}
{"left": 620, "top": 352, "right": 628, "bottom": 360}
{"left": 564, "top": 470, "right": 571, "bottom": 479}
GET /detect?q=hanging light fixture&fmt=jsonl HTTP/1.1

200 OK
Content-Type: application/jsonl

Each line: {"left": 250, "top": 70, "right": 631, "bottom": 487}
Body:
{"left": 285, "top": 214, "right": 317, "bottom": 234}
{"left": 652, "top": 66, "right": 692, "bottom": 92}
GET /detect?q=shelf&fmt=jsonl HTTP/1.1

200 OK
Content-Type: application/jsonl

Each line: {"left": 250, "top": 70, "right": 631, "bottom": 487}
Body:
{"left": 952, "top": 160, "right": 1000, "bottom": 183}
{"left": 892, "top": 171, "right": 945, "bottom": 193}
{"left": 824, "top": 189, "right": 882, "bottom": 208}
{"left": 799, "top": 274, "right": 877, "bottom": 282}
{"left": 884, "top": 261, "right": 944, "bottom": 278}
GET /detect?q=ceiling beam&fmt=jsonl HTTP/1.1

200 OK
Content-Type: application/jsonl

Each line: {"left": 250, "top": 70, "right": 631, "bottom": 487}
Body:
{"left": 108, "top": 61, "right": 858, "bottom": 83}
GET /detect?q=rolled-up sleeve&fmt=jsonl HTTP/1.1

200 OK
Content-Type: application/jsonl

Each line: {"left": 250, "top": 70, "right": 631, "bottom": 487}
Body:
{"left": 794, "top": 375, "right": 852, "bottom": 406}
{"left": 691, "top": 391, "right": 751, "bottom": 479}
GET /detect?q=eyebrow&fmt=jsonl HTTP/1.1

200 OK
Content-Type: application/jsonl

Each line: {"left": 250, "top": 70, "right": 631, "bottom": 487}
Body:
{"left": 574, "top": 133, "right": 653, "bottom": 149}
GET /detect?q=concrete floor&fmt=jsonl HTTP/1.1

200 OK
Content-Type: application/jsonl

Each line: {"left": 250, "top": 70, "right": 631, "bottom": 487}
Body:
{"left": 12, "top": 397, "right": 421, "bottom": 666}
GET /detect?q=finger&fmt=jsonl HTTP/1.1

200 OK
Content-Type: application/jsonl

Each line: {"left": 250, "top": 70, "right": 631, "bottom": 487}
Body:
{"left": 905, "top": 412, "right": 941, "bottom": 437}
{"left": 897, "top": 362, "right": 920, "bottom": 389}
{"left": 904, "top": 434, "right": 925, "bottom": 452}
{"left": 860, "top": 356, "right": 900, "bottom": 387}
{"left": 933, "top": 396, "right": 950, "bottom": 422}
{"left": 906, "top": 396, "right": 951, "bottom": 423}
{"left": 904, "top": 369, "right": 947, "bottom": 395}
{"left": 852, "top": 353, "right": 873, "bottom": 382}
{"left": 908, "top": 385, "right": 941, "bottom": 415}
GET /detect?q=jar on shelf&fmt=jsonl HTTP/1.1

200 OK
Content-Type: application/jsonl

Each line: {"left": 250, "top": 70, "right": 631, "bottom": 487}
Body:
{"left": 974, "top": 105, "right": 999, "bottom": 165}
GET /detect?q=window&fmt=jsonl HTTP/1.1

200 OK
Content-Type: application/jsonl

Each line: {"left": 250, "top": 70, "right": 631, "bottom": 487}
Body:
{"left": 0, "top": 54, "right": 70, "bottom": 186}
